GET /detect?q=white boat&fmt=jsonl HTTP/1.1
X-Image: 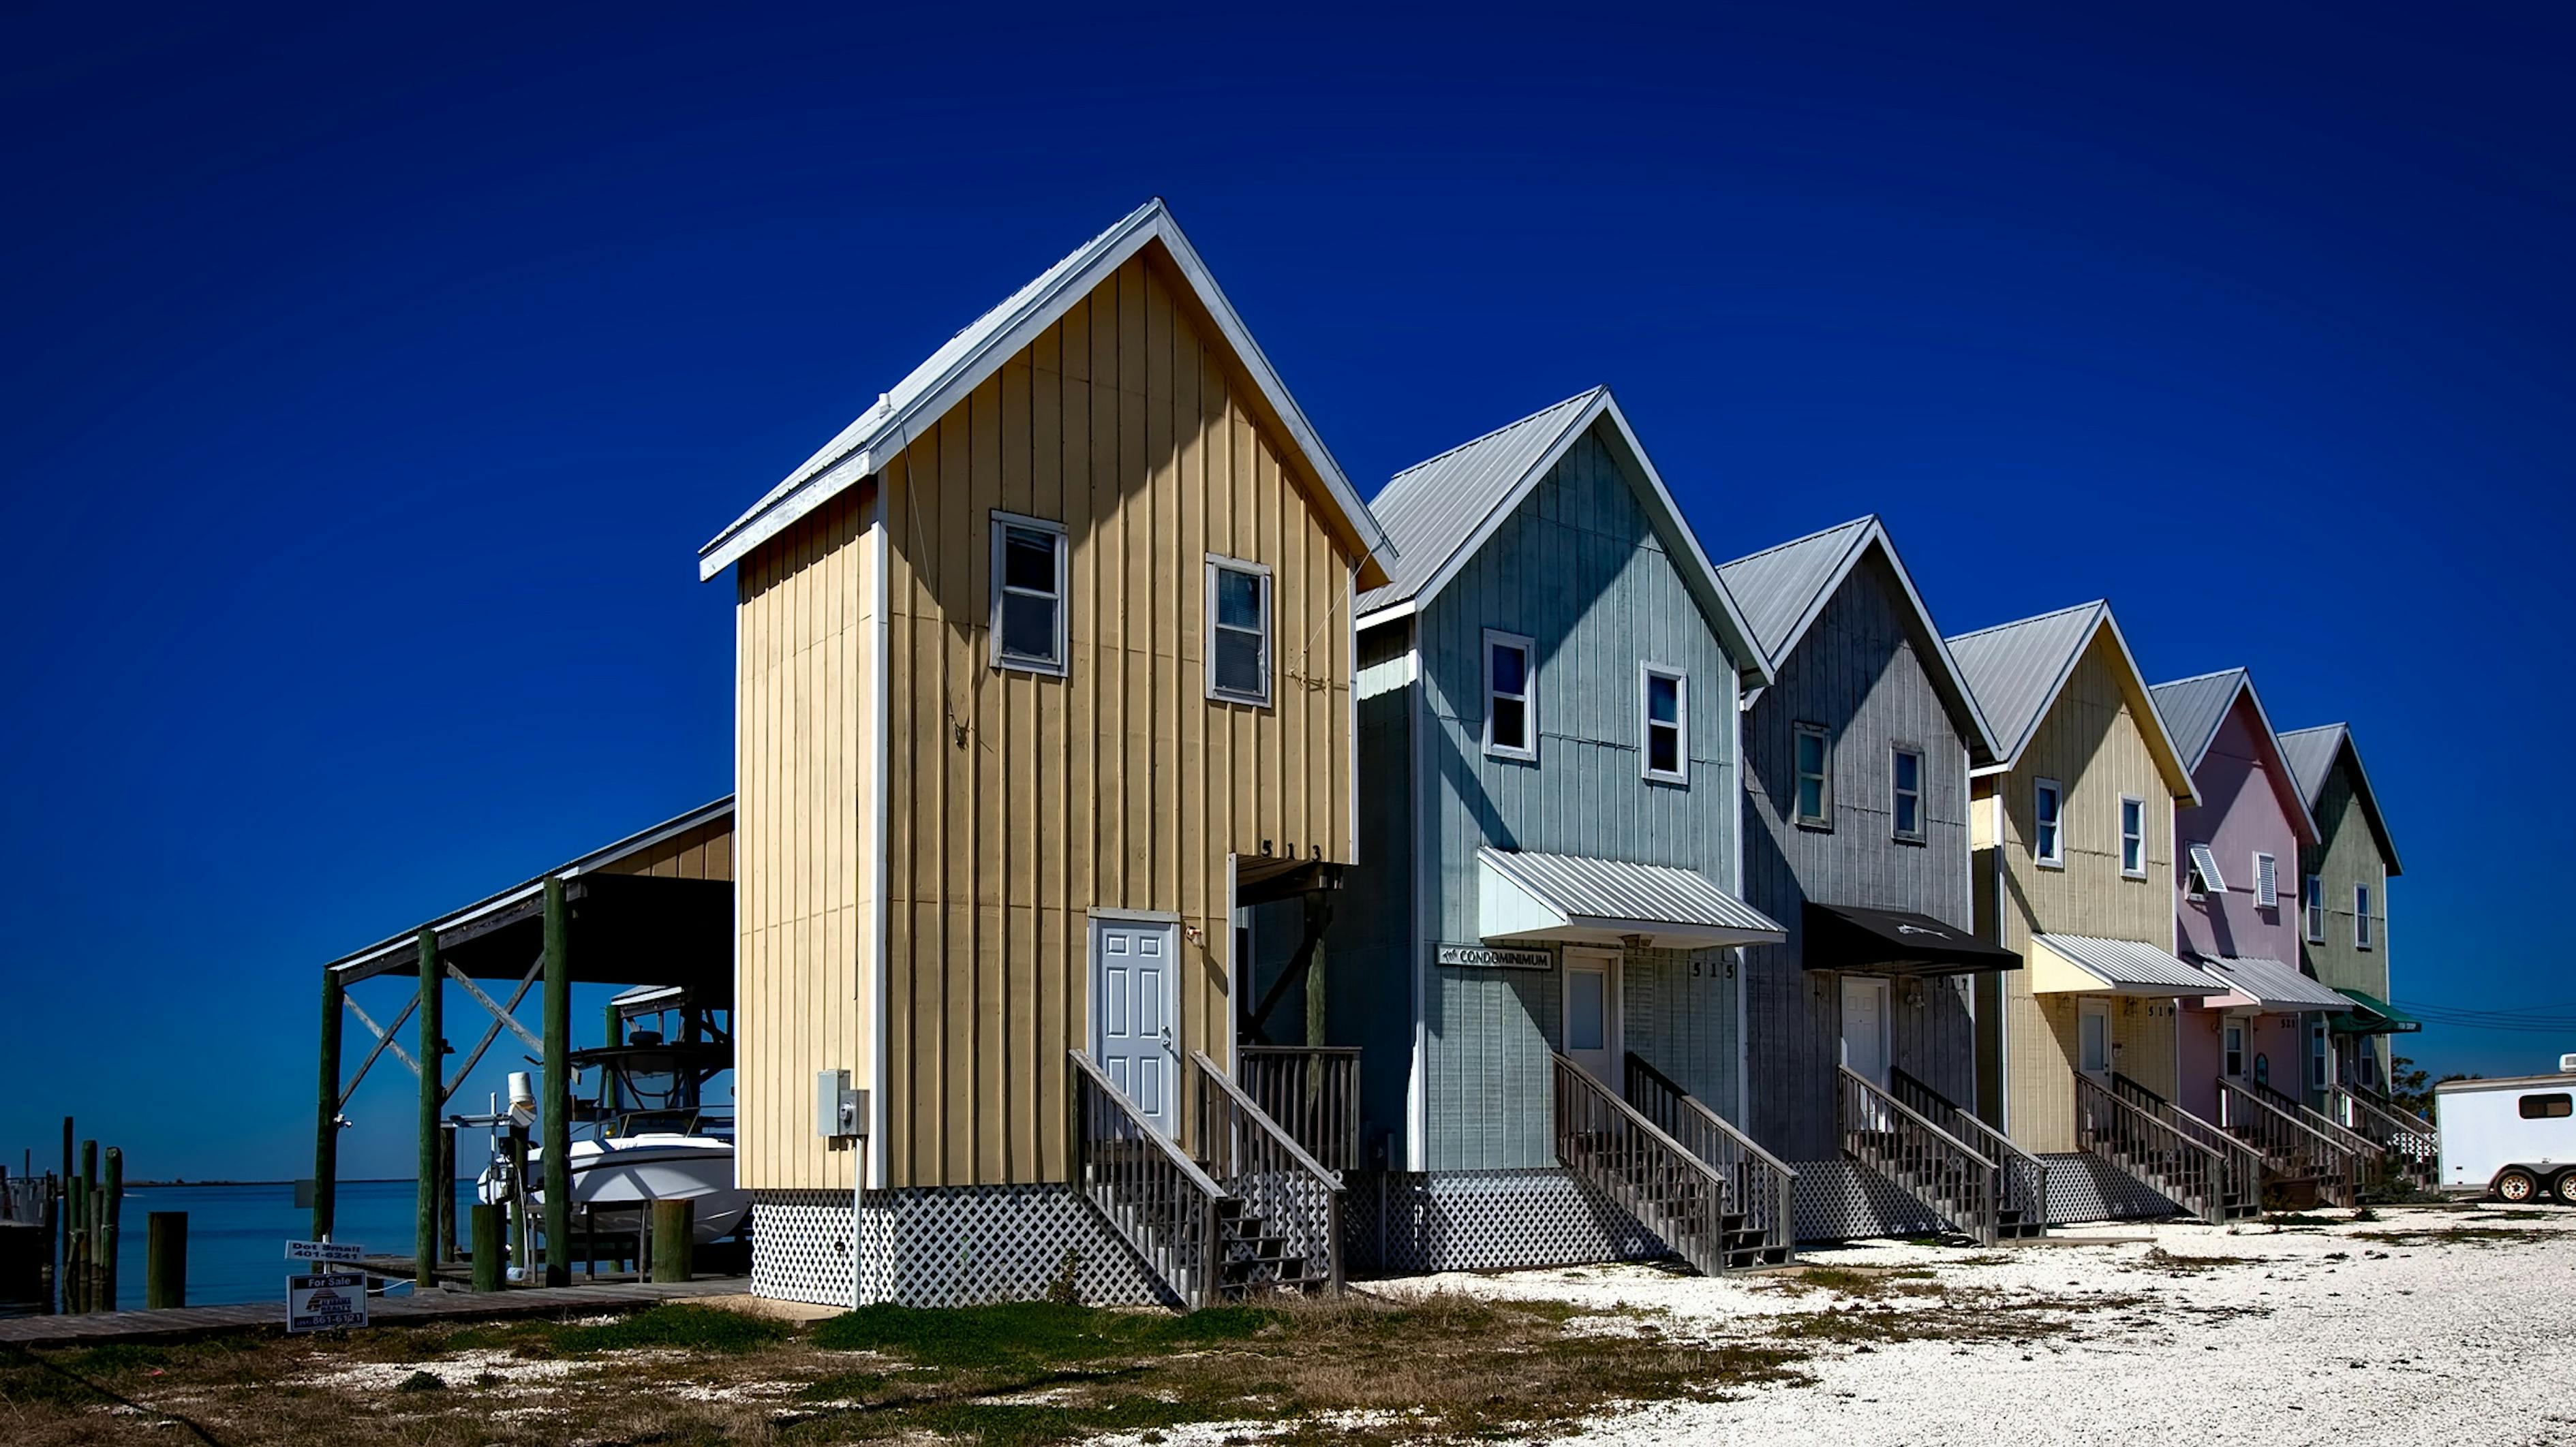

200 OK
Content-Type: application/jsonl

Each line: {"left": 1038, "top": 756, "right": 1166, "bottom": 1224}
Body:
{"left": 478, "top": 1036, "right": 749, "bottom": 1246}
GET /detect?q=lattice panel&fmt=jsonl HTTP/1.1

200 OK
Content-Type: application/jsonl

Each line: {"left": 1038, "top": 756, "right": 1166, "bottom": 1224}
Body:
{"left": 1343, "top": 1170, "right": 1666, "bottom": 1275}
{"left": 2040, "top": 1153, "right": 2188, "bottom": 1224}
{"left": 750, "top": 1192, "right": 859, "bottom": 1306}
{"left": 750, "top": 1185, "right": 1173, "bottom": 1309}
{"left": 1788, "top": 1159, "right": 1950, "bottom": 1243}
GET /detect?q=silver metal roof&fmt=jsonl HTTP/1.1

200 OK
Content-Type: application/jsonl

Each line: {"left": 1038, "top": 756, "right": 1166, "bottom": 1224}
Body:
{"left": 1945, "top": 601, "right": 2196, "bottom": 800}
{"left": 2195, "top": 954, "right": 2352, "bottom": 1011}
{"left": 2278, "top": 723, "right": 2404, "bottom": 875}
{"left": 698, "top": 199, "right": 1390, "bottom": 582}
{"left": 2149, "top": 668, "right": 2319, "bottom": 845}
{"left": 1715, "top": 515, "right": 2002, "bottom": 766}
{"left": 1479, "top": 846, "right": 1785, "bottom": 940}
{"left": 2032, "top": 933, "right": 2228, "bottom": 995}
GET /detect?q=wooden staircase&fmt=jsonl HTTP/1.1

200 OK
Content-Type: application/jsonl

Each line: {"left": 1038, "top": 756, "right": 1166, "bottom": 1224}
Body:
{"left": 1887, "top": 1068, "right": 2049, "bottom": 1240}
{"left": 1554, "top": 1054, "right": 1792, "bottom": 1273}
{"left": 2217, "top": 1078, "right": 2367, "bottom": 1209}
{"left": 2333, "top": 1086, "right": 2440, "bottom": 1192}
{"left": 2073, "top": 1072, "right": 2257, "bottom": 1224}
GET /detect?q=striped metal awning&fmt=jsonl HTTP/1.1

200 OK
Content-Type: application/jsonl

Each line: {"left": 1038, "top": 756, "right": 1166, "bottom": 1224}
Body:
{"left": 2194, "top": 954, "right": 2350, "bottom": 1012}
{"left": 1477, "top": 847, "right": 1785, "bottom": 951}
{"left": 2029, "top": 933, "right": 2230, "bottom": 997}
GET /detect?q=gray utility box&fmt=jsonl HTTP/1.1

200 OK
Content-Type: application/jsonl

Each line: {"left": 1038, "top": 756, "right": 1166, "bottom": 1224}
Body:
{"left": 816, "top": 1070, "right": 868, "bottom": 1140}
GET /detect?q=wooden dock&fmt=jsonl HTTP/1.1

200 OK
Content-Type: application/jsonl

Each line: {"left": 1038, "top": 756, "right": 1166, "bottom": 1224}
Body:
{"left": 0, "top": 1275, "right": 749, "bottom": 1349}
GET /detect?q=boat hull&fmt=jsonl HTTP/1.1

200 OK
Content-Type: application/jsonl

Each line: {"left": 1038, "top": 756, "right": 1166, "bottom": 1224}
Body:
{"left": 480, "top": 1134, "right": 750, "bottom": 1243}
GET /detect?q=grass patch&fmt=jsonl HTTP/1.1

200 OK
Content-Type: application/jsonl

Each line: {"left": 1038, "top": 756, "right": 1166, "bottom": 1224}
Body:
{"left": 451, "top": 1302, "right": 793, "bottom": 1357}
{"left": 2132, "top": 1247, "right": 2264, "bottom": 1275}
{"left": 1770, "top": 1265, "right": 1942, "bottom": 1299}
{"left": 812, "top": 1299, "right": 1274, "bottom": 1371}
{"left": 1768, "top": 1288, "right": 2149, "bottom": 1348}
{"left": 2259, "top": 1211, "right": 2343, "bottom": 1229}
{"left": 2350, "top": 1226, "right": 2558, "bottom": 1247}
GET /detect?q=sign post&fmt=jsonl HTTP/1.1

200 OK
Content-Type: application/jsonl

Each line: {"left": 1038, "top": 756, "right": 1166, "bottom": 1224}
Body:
{"left": 284, "top": 1240, "right": 368, "bottom": 1333}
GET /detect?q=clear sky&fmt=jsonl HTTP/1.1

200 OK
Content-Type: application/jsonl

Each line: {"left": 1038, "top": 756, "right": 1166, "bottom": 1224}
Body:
{"left": 5, "top": 3, "right": 2569, "bottom": 1183}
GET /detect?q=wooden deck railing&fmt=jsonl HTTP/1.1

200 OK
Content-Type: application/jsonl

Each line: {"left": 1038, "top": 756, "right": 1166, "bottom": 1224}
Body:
{"left": 2076, "top": 1072, "right": 2229, "bottom": 1224}
{"left": 1553, "top": 1055, "right": 1737, "bottom": 1276}
{"left": 1622, "top": 1053, "right": 1796, "bottom": 1264}
{"left": 2334, "top": 1087, "right": 2440, "bottom": 1176}
{"left": 1839, "top": 1067, "right": 2000, "bottom": 1244}
{"left": 2110, "top": 1073, "right": 2261, "bottom": 1218}
{"left": 2216, "top": 1078, "right": 2361, "bottom": 1207}
{"left": 1192, "top": 1052, "right": 1344, "bottom": 1294}
{"left": 1890, "top": 1067, "right": 2048, "bottom": 1236}
{"left": 1236, "top": 1046, "right": 1362, "bottom": 1174}
{"left": 1069, "top": 1051, "right": 1225, "bottom": 1308}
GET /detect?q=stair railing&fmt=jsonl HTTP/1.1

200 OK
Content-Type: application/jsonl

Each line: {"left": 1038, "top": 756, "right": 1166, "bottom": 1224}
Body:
{"left": 2250, "top": 1078, "right": 2380, "bottom": 1160}
{"left": 1553, "top": 1054, "right": 1732, "bottom": 1276}
{"left": 2109, "top": 1072, "right": 2261, "bottom": 1219}
{"left": 1069, "top": 1050, "right": 1224, "bottom": 1308}
{"left": 1890, "top": 1066, "right": 2048, "bottom": 1237}
{"left": 1191, "top": 1052, "right": 1345, "bottom": 1294}
{"left": 2335, "top": 1086, "right": 2440, "bottom": 1171}
{"left": 1839, "top": 1067, "right": 2001, "bottom": 1245}
{"left": 1623, "top": 1052, "right": 1796, "bottom": 1264}
{"left": 1235, "top": 1046, "right": 1362, "bottom": 1174}
{"left": 2075, "top": 1072, "right": 2226, "bottom": 1224}
{"left": 2217, "top": 1078, "right": 2361, "bottom": 1207}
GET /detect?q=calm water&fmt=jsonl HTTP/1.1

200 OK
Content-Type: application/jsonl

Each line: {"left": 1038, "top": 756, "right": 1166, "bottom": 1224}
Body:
{"left": 77, "top": 1179, "right": 472, "bottom": 1309}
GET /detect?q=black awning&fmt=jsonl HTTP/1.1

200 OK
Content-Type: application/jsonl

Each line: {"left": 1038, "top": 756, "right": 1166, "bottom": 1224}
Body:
{"left": 1801, "top": 901, "right": 2021, "bottom": 978}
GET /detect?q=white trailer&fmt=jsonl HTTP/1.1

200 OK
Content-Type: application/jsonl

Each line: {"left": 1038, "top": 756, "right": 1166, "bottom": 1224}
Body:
{"left": 2436, "top": 1072, "right": 2576, "bottom": 1204}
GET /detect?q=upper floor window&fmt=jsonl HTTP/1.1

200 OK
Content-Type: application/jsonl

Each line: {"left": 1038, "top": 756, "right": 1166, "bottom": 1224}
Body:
{"left": 1792, "top": 724, "right": 1832, "bottom": 827}
{"left": 990, "top": 512, "right": 1068, "bottom": 674}
{"left": 2305, "top": 875, "right": 2325, "bottom": 943}
{"left": 1484, "top": 630, "right": 1536, "bottom": 760}
{"left": 2355, "top": 884, "right": 2374, "bottom": 950}
{"left": 2118, "top": 796, "right": 2145, "bottom": 877}
{"left": 2252, "top": 852, "right": 2280, "bottom": 910}
{"left": 2186, "top": 843, "right": 2226, "bottom": 899}
{"left": 1639, "top": 664, "right": 1687, "bottom": 783}
{"left": 1205, "top": 557, "right": 1272, "bottom": 706}
{"left": 1891, "top": 747, "right": 1925, "bottom": 842}
{"left": 2032, "top": 778, "right": 2064, "bottom": 867}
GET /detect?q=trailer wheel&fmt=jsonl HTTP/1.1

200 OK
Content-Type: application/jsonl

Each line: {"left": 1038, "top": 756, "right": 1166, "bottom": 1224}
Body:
{"left": 2554, "top": 1172, "right": 2576, "bottom": 1207}
{"left": 2494, "top": 1168, "right": 2539, "bottom": 1203}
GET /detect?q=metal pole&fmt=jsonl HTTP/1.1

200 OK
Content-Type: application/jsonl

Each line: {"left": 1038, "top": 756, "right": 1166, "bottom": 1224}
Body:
{"left": 315, "top": 970, "right": 343, "bottom": 1241}
{"left": 542, "top": 878, "right": 572, "bottom": 1287}
{"left": 415, "top": 927, "right": 442, "bottom": 1289}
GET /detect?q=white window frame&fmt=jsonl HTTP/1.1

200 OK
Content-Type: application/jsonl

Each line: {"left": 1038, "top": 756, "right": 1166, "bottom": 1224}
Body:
{"left": 2252, "top": 851, "right": 2279, "bottom": 910}
{"left": 1203, "top": 554, "right": 1273, "bottom": 707}
{"left": 1637, "top": 662, "right": 1688, "bottom": 784}
{"left": 2224, "top": 1022, "right": 2245, "bottom": 1078}
{"left": 2304, "top": 874, "right": 2325, "bottom": 943}
{"left": 2311, "top": 1021, "right": 2330, "bottom": 1091}
{"left": 1792, "top": 723, "right": 1833, "bottom": 828}
{"left": 2355, "top": 884, "right": 2374, "bottom": 950}
{"left": 989, "top": 511, "right": 1069, "bottom": 676}
{"left": 1890, "top": 745, "right": 1926, "bottom": 843}
{"left": 1483, "top": 629, "right": 1537, "bottom": 761}
{"left": 2032, "top": 777, "right": 2064, "bottom": 868}
{"left": 2117, "top": 794, "right": 2146, "bottom": 878}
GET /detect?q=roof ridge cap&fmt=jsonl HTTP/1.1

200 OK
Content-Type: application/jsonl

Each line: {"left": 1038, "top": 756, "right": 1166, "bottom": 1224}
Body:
{"left": 1946, "top": 597, "right": 2104, "bottom": 642}
{"left": 1716, "top": 514, "right": 1879, "bottom": 572}
{"left": 1382, "top": 387, "right": 1605, "bottom": 486}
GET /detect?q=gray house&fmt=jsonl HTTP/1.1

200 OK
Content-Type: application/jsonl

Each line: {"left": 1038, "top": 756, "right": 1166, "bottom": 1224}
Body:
{"left": 1323, "top": 388, "right": 1793, "bottom": 1274}
{"left": 1716, "top": 518, "right": 2036, "bottom": 1243}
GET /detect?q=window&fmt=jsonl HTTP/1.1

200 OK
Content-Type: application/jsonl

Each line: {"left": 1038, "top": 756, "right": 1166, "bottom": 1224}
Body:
{"left": 2520, "top": 1093, "right": 2575, "bottom": 1121}
{"left": 2359, "top": 1050, "right": 2380, "bottom": 1088}
{"left": 1890, "top": 747, "right": 1925, "bottom": 841}
{"left": 2118, "top": 796, "right": 2146, "bottom": 877}
{"left": 1793, "top": 724, "right": 1833, "bottom": 826}
{"left": 1639, "top": 664, "right": 1687, "bottom": 783}
{"left": 2186, "top": 843, "right": 2226, "bottom": 899}
{"left": 2224, "top": 1023, "right": 2245, "bottom": 1078}
{"left": 2032, "top": 779, "right": 2064, "bottom": 866}
{"left": 990, "top": 513, "right": 1068, "bottom": 674}
{"left": 2355, "top": 885, "right": 2374, "bottom": 950}
{"left": 2253, "top": 852, "right": 2279, "bottom": 909}
{"left": 1484, "top": 630, "right": 1535, "bottom": 760}
{"left": 2310, "top": 1021, "right": 2329, "bottom": 1090}
{"left": 2305, "top": 875, "right": 2325, "bottom": 943}
{"left": 1204, "top": 557, "right": 1271, "bottom": 705}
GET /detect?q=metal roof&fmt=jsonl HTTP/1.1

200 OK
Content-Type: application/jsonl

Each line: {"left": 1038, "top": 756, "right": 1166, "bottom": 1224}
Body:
{"left": 2031, "top": 933, "right": 2228, "bottom": 995}
{"left": 2148, "top": 668, "right": 2319, "bottom": 845}
{"left": 1478, "top": 846, "right": 1785, "bottom": 942}
{"left": 1353, "top": 390, "right": 1771, "bottom": 687}
{"left": 2278, "top": 724, "right": 2404, "bottom": 875}
{"left": 2194, "top": 954, "right": 2352, "bottom": 1011}
{"left": 1944, "top": 601, "right": 2197, "bottom": 801}
{"left": 1715, "top": 516, "right": 2001, "bottom": 766}
{"left": 698, "top": 199, "right": 1392, "bottom": 585}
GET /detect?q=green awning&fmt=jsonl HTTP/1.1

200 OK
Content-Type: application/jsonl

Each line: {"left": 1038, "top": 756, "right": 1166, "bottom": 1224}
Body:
{"left": 2328, "top": 987, "right": 2422, "bottom": 1035}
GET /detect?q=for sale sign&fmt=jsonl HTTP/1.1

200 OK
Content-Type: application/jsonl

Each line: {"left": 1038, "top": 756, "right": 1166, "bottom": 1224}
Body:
{"left": 286, "top": 1272, "right": 369, "bottom": 1333}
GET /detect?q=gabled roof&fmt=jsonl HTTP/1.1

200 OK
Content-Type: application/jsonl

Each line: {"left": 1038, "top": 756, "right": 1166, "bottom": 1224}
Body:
{"left": 1716, "top": 516, "right": 2002, "bottom": 767}
{"left": 2278, "top": 724, "right": 2404, "bottom": 875}
{"left": 2147, "top": 668, "right": 2319, "bottom": 847}
{"left": 1354, "top": 389, "right": 1770, "bottom": 687}
{"left": 1944, "top": 601, "right": 2198, "bottom": 803}
{"left": 698, "top": 199, "right": 1393, "bottom": 585}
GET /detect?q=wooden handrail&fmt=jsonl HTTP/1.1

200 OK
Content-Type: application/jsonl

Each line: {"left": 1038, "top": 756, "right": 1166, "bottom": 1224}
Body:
{"left": 1625, "top": 1051, "right": 1800, "bottom": 1177}
{"left": 1622, "top": 1052, "right": 1796, "bottom": 1265}
{"left": 1556, "top": 1055, "right": 1739, "bottom": 1276}
{"left": 2077, "top": 1071, "right": 2228, "bottom": 1224}
{"left": 1192, "top": 1052, "right": 1345, "bottom": 1295}
{"left": 2247, "top": 1077, "right": 2379, "bottom": 1157}
{"left": 1841, "top": 1066, "right": 1999, "bottom": 1244}
{"left": 2218, "top": 1077, "right": 2361, "bottom": 1206}
{"left": 1889, "top": 1065, "right": 2049, "bottom": 1232}
{"left": 1236, "top": 1046, "right": 1362, "bottom": 1174}
{"left": 1069, "top": 1051, "right": 1224, "bottom": 1307}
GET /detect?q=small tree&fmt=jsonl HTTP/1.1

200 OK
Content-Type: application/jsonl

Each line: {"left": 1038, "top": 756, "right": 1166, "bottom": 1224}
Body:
{"left": 2386, "top": 1055, "right": 2435, "bottom": 1117}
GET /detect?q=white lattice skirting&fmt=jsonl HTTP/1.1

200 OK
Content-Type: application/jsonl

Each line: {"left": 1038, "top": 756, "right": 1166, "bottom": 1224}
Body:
{"left": 2040, "top": 1153, "right": 2189, "bottom": 1224}
{"left": 1790, "top": 1159, "right": 1951, "bottom": 1243}
{"left": 1343, "top": 1170, "right": 1668, "bottom": 1275}
{"left": 750, "top": 1186, "right": 1174, "bottom": 1309}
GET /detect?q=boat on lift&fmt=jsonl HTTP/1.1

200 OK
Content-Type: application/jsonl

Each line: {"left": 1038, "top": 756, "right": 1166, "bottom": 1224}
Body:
{"left": 478, "top": 1031, "right": 748, "bottom": 1245}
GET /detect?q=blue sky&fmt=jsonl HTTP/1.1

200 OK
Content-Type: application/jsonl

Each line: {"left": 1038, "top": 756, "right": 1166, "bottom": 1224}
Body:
{"left": 3, "top": 3, "right": 2568, "bottom": 1182}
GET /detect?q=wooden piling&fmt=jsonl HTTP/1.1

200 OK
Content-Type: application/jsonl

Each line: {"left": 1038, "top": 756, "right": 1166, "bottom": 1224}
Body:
{"left": 146, "top": 1211, "right": 186, "bottom": 1309}
{"left": 55, "top": 1118, "right": 70, "bottom": 1313}
{"left": 416, "top": 927, "right": 442, "bottom": 1288}
{"left": 469, "top": 1204, "right": 504, "bottom": 1292}
{"left": 314, "top": 969, "right": 343, "bottom": 1241}
{"left": 505, "top": 1127, "right": 529, "bottom": 1283}
{"left": 649, "top": 1200, "right": 693, "bottom": 1283}
{"left": 98, "top": 1147, "right": 121, "bottom": 1313}
{"left": 436, "top": 1125, "right": 457, "bottom": 1264}
{"left": 542, "top": 879, "right": 572, "bottom": 1287}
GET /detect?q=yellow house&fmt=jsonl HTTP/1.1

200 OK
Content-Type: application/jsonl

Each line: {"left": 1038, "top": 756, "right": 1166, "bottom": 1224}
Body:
{"left": 696, "top": 200, "right": 1393, "bottom": 1306}
{"left": 1946, "top": 603, "right": 2248, "bottom": 1222}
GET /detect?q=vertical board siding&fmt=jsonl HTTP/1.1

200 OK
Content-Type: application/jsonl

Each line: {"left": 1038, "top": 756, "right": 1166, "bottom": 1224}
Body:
{"left": 870, "top": 254, "right": 1358, "bottom": 1190}
{"left": 1737, "top": 550, "right": 1976, "bottom": 1161}
{"left": 2301, "top": 751, "right": 2394, "bottom": 1081}
{"left": 734, "top": 488, "right": 873, "bottom": 1192}
{"left": 596, "top": 817, "right": 735, "bottom": 881}
{"left": 2171, "top": 695, "right": 2309, "bottom": 1117}
{"left": 1328, "top": 620, "right": 1419, "bottom": 1169}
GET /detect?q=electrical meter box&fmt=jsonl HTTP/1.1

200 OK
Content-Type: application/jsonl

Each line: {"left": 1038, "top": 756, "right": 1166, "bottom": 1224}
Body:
{"left": 816, "top": 1070, "right": 866, "bottom": 1139}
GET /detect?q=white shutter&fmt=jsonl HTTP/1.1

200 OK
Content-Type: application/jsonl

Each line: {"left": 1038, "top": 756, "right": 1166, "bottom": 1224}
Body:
{"left": 2187, "top": 842, "right": 2227, "bottom": 895}
{"left": 2254, "top": 852, "right": 2278, "bottom": 909}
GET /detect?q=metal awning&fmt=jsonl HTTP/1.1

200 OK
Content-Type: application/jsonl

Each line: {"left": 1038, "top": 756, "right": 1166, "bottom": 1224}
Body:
{"left": 2192, "top": 954, "right": 2350, "bottom": 1012}
{"left": 2029, "top": 933, "right": 2230, "bottom": 997}
{"left": 2329, "top": 987, "right": 2424, "bottom": 1036}
{"left": 1800, "top": 902, "right": 2020, "bottom": 977}
{"left": 1477, "top": 847, "right": 1785, "bottom": 951}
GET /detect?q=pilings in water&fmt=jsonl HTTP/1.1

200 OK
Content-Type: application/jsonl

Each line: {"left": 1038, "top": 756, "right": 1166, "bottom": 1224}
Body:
{"left": 55, "top": 1134, "right": 124, "bottom": 1313}
{"left": 145, "top": 1212, "right": 187, "bottom": 1309}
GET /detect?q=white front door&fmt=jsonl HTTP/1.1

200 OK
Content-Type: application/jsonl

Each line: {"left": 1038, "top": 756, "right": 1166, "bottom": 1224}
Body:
{"left": 2078, "top": 999, "right": 2113, "bottom": 1081}
{"left": 1563, "top": 948, "right": 1621, "bottom": 1086}
{"left": 1840, "top": 976, "right": 1892, "bottom": 1087}
{"left": 1092, "top": 916, "right": 1180, "bottom": 1136}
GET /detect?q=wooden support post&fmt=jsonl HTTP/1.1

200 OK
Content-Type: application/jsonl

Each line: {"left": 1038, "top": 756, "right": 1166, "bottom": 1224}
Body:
{"left": 436, "top": 1126, "right": 457, "bottom": 1264}
{"left": 542, "top": 879, "right": 572, "bottom": 1287}
{"left": 602, "top": 1003, "right": 623, "bottom": 1116}
{"left": 146, "top": 1211, "right": 185, "bottom": 1309}
{"left": 99, "top": 1147, "right": 121, "bottom": 1313}
{"left": 76, "top": 1140, "right": 96, "bottom": 1313}
{"left": 56, "top": 1118, "right": 70, "bottom": 1314}
{"left": 314, "top": 970, "right": 343, "bottom": 1241}
{"left": 469, "top": 1204, "right": 504, "bottom": 1292}
{"left": 648, "top": 1200, "right": 692, "bottom": 1283}
{"left": 505, "top": 1127, "right": 528, "bottom": 1282}
{"left": 415, "top": 927, "right": 442, "bottom": 1289}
